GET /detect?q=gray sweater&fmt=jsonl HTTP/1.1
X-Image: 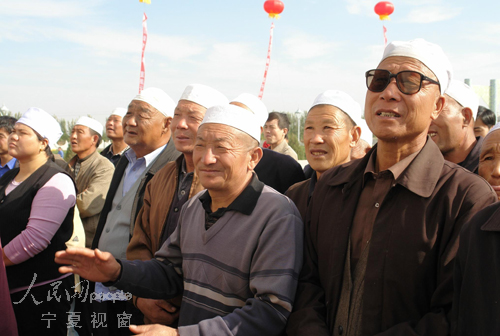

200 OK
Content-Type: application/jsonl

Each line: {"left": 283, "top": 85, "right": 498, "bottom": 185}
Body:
{"left": 114, "top": 183, "right": 303, "bottom": 336}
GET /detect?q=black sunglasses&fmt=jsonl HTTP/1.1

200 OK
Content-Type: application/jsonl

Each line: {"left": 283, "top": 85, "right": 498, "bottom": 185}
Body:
{"left": 365, "top": 69, "right": 440, "bottom": 95}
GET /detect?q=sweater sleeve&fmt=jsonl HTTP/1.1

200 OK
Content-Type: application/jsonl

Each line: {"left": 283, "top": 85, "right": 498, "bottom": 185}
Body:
{"left": 179, "top": 211, "right": 304, "bottom": 336}
{"left": 4, "top": 173, "right": 76, "bottom": 264}
{"left": 113, "top": 222, "right": 184, "bottom": 299}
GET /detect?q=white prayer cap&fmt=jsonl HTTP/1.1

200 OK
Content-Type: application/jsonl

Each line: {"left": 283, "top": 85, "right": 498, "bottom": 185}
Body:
{"left": 445, "top": 80, "right": 479, "bottom": 119}
{"left": 75, "top": 116, "right": 104, "bottom": 136}
{"left": 381, "top": 38, "right": 453, "bottom": 94}
{"left": 179, "top": 84, "right": 228, "bottom": 109}
{"left": 310, "top": 90, "right": 363, "bottom": 127}
{"left": 109, "top": 107, "right": 127, "bottom": 118}
{"left": 200, "top": 104, "right": 261, "bottom": 142}
{"left": 132, "top": 87, "right": 176, "bottom": 117}
{"left": 483, "top": 122, "right": 500, "bottom": 142}
{"left": 17, "top": 107, "right": 62, "bottom": 148}
{"left": 230, "top": 93, "right": 268, "bottom": 126}
{"left": 358, "top": 119, "right": 373, "bottom": 145}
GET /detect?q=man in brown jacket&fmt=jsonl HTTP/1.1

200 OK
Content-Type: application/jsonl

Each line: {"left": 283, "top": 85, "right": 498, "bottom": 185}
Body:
{"left": 69, "top": 116, "right": 114, "bottom": 247}
{"left": 287, "top": 39, "right": 497, "bottom": 336}
{"left": 126, "top": 84, "right": 227, "bottom": 326}
{"left": 286, "top": 90, "right": 361, "bottom": 220}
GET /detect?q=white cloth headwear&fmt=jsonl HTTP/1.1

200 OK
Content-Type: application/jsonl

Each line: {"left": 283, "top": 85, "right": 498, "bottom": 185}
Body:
{"left": 357, "top": 119, "right": 373, "bottom": 145}
{"left": 445, "top": 80, "right": 479, "bottom": 119}
{"left": 230, "top": 93, "right": 268, "bottom": 126}
{"left": 180, "top": 84, "right": 228, "bottom": 109}
{"left": 17, "top": 107, "right": 62, "bottom": 148}
{"left": 200, "top": 104, "right": 261, "bottom": 142}
{"left": 310, "top": 90, "right": 363, "bottom": 127}
{"left": 382, "top": 38, "right": 453, "bottom": 94}
{"left": 76, "top": 116, "right": 104, "bottom": 136}
{"left": 110, "top": 108, "right": 127, "bottom": 119}
{"left": 133, "top": 87, "right": 175, "bottom": 117}
{"left": 483, "top": 122, "right": 500, "bottom": 143}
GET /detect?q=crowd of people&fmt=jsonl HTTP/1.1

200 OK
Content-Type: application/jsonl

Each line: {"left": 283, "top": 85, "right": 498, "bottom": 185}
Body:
{"left": 1, "top": 37, "right": 499, "bottom": 336}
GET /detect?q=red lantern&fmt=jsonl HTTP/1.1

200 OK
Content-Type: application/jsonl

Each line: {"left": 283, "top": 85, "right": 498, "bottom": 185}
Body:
{"left": 264, "top": 0, "right": 284, "bottom": 19}
{"left": 374, "top": 1, "right": 394, "bottom": 20}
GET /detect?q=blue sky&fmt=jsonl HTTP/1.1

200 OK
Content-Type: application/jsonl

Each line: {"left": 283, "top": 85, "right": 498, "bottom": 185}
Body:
{"left": 1, "top": 0, "right": 499, "bottom": 125}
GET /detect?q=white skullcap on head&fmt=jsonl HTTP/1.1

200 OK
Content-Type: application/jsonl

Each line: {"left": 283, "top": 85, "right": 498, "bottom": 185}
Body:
{"left": 76, "top": 116, "right": 104, "bottom": 136}
{"left": 200, "top": 104, "right": 261, "bottom": 142}
{"left": 357, "top": 119, "right": 373, "bottom": 145}
{"left": 231, "top": 93, "right": 268, "bottom": 126}
{"left": 110, "top": 107, "right": 127, "bottom": 118}
{"left": 17, "top": 107, "right": 62, "bottom": 148}
{"left": 445, "top": 80, "right": 479, "bottom": 119}
{"left": 179, "top": 84, "right": 228, "bottom": 109}
{"left": 310, "top": 90, "right": 363, "bottom": 127}
{"left": 133, "top": 87, "right": 176, "bottom": 117}
{"left": 483, "top": 122, "right": 500, "bottom": 144}
{"left": 382, "top": 38, "right": 453, "bottom": 94}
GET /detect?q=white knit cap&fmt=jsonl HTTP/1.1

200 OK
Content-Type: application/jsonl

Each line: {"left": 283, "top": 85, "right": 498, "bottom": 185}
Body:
{"left": 110, "top": 107, "right": 127, "bottom": 118}
{"left": 358, "top": 119, "right": 373, "bottom": 145}
{"left": 200, "top": 104, "right": 261, "bottom": 142}
{"left": 382, "top": 38, "right": 453, "bottom": 94}
{"left": 231, "top": 93, "right": 268, "bottom": 126}
{"left": 17, "top": 107, "right": 62, "bottom": 147}
{"left": 75, "top": 116, "right": 104, "bottom": 136}
{"left": 310, "top": 90, "right": 363, "bottom": 127}
{"left": 179, "top": 84, "right": 228, "bottom": 109}
{"left": 445, "top": 80, "right": 479, "bottom": 120}
{"left": 133, "top": 87, "right": 176, "bottom": 117}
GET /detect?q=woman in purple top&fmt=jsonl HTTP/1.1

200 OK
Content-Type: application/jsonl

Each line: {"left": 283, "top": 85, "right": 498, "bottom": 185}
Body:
{"left": 0, "top": 108, "right": 76, "bottom": 336}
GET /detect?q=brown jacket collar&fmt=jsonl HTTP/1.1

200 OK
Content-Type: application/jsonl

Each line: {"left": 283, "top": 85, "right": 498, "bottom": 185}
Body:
{"left": 325, "top": 137, "right": 444, "bottom": 198}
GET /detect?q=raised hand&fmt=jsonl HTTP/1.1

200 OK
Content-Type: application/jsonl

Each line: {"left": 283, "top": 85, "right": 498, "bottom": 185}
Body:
{"left": 55, "top": 247, "right": 121, "bottom": 283}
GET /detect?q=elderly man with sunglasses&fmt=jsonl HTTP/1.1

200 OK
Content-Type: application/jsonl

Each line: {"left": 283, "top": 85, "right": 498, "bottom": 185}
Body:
{"left": 287, "top": 39, "right": 496, "bottom": 336}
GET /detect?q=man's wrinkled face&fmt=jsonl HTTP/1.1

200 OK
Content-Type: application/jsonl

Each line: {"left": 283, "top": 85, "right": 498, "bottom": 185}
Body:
{"left": 428, "top": 96, "right": 465, "bottom": 156}
{"left": 479, "top": 131, "right": 500, "bottom": 200}
{"left": 171, "top": 100, "right": 206, "bottom": 154}
{"left": 364, "top": 56, "right": 443, "bottom": 144}
{"left": 123, "top": 100, "right": 169, "bottom": 157}
{"left": 193, "top": 123, "right": 255, "bottom": 194}
{"left": 304, "top": 105, "right": 356, "bottom": 176}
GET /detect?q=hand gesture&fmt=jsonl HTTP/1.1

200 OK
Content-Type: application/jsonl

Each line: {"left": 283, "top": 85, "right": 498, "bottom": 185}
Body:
{"left": 55, "top": 247, "right": 121, "bottom": 283}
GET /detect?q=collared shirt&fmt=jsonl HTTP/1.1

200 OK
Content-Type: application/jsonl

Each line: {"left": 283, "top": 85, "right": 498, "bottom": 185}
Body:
{"left": 123, "top": 145, "right": 166, "bottom": 196}
{"left": 102, "top": 144, "right": 130, "bottom": 167}
{"left": 199, "top": 174, "right": 264, "bottom": 230}
{"left": 177, "top": 157, "right": 194, "bottom": 201}
{"left": 350, "top": 148, "right": 420, "bottom": 269}
{"left": 159, "top": 157, "right": 195, "bottom": 245}
{"left": 0, "top": 158, "right": 16, "bottom": 179}
{"left": 72, "top": 150, "right": 96, "bottom": 179}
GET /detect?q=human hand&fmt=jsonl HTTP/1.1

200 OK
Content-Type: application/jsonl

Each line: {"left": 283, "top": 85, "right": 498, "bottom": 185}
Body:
{"left": 55, "top": 247, "right": 121, "bottom": 283}
{"left": 129, "top": 324, "right": 179, "bottom": 335}
{"left": 136, "top": 298, "right": 179, "bottom": 325}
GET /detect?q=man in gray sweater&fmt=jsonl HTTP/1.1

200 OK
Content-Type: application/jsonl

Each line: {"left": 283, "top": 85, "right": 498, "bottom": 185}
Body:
{"left": 56, "top": 103, "right": 303, "bottom": 336}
